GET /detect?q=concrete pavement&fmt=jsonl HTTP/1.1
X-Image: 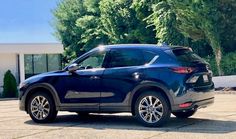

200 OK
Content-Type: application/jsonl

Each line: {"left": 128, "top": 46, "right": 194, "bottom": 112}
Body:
{"left": 0, "top": 94, "right": 236, "bottom": 139}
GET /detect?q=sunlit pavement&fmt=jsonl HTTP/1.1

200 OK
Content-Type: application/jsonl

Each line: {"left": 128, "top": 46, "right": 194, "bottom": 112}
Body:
{"left": 0, "top": 94, "right": 236, "bottom": 139}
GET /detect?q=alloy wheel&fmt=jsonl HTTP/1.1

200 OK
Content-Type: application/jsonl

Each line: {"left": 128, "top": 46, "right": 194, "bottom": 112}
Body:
{"left": 138, "top": 96, "right": 163, "bottom": 123}
{"left": 30, "top": 96, "right": 50, "bottom": 120}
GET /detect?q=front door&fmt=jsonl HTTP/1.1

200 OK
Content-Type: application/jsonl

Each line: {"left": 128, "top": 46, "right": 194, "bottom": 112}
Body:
{"left": 62, "top": 50, "right": 107, "bottom": 111}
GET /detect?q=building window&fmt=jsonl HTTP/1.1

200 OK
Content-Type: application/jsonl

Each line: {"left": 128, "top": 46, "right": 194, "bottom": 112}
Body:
{"left": 33, "top": 54, "right": 47, "bottom": 74}
{"left": 24, "top": 54, "right": 61, "bottom": 79}
{"left": 48, "top": 54, "right": 61, "bottom": 71}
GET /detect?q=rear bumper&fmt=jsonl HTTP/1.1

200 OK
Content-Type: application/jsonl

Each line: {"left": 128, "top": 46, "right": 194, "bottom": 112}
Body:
{"left": 171, "top": 97, "right": 214, "bottom": 112}
{"left": 171, "top": 83, "right": 215, "bottom": 112}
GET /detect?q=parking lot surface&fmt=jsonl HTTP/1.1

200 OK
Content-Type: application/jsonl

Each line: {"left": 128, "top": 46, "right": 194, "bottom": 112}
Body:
{"left": 0, "top": 94, "right": 236, "bottom": 139}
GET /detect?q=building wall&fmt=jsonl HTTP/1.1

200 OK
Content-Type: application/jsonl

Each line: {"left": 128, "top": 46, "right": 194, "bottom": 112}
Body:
{"left": 0, "top": 54, "right": 18, "bottom": 93}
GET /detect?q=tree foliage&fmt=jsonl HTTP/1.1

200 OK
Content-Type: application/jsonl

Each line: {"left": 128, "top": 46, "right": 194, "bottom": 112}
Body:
{"left": 53, "top": 0, "right": 106, "bottom": 63}
{"left": 99, "top": 0, "right": 156, "bottom": 44}
{"left": 53, "top": 0, "right": 236, "bottom": 75}
{"left": 167, "top": 0, "right": 222, "bottom": 75}
{"left": 133, "top": 0, "right": 186, "bottom": 45}
{"left": 53, "top": 0, "right": 156, "bottom": 63}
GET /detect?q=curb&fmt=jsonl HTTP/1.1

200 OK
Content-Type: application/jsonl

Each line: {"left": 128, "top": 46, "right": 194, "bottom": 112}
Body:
{"left": 0, "top": 98, "right": 18, "bottom": 101}
{"left": 215, "top": 91, "right": 236, "bottom": 95}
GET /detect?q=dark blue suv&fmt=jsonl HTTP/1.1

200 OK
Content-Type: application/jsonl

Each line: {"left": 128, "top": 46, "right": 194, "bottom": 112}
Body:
{"left": 19, "top": 44, "right": 214, "bottom": 127}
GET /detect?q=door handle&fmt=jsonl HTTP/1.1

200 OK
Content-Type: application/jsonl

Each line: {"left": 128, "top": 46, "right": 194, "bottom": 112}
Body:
{"left": 132, "top": 72, "right": 143, "bottom": 79}
{"left": 90, "top": 76, "right": 100, "bottom": 80}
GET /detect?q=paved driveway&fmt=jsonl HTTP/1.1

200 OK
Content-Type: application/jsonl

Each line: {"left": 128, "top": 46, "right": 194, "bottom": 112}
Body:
{"left": 0, "top": 94, "right": 236, "bottom": 139}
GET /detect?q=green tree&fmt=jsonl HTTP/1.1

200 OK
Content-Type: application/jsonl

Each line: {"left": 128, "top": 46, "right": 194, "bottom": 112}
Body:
{"left": 99, "top": 0, "right": 156, "bottom": 44}
{"left": 167, "top": 0, "right": 222, "bottom": 75}
{"left": 2, "top": 70, "right": 18, "bottom": 98}
{"left": 132, "top": 0, "right": 186, "bottom": 45}
{"left": 53, "top": 0, "right": 106, "bottom": 63}
{"left": 53, "top": 0, "right": 236, "bottom": 75}
{"left": 53, "top": 0, "right": 157, "bottom": 63}
{"left": 218, "top": 0, "right": 236, "bottom": 53}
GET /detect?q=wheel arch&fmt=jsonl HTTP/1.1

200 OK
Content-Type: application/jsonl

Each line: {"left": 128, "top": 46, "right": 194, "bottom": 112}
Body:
{"left": 130, "top": 81, "right": 174, "bottom": 115}
{"left": 24, "top": 83, "right": 60, "bottom": 113}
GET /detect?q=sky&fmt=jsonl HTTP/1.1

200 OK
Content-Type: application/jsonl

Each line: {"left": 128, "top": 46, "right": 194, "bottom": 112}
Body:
{"left": 0, "top": 0, "right": 59, "bottom": 43}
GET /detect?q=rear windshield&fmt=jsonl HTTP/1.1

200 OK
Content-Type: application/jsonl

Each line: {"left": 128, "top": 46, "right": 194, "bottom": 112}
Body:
{"left": 172, "top": 49, "right": 204, "bottom": 63}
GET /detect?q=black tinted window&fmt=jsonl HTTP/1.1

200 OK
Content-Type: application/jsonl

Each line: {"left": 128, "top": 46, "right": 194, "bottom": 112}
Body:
{"left": 172, "top": 49, "right": 204, "bottom": 63}
{"left": 143, "top": 51, "right": 158, "bottom": 64}
{"left": 108, "top": 49, "right": 144, "bottom": 68}
{"left": 78, "top": 51, "right": 106, "bottom": 69}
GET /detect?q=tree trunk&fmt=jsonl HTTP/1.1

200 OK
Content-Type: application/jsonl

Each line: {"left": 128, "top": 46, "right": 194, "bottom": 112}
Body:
{"left": 207, "top": 31, "right": 222, "bottom": 76}
{"left": 215, "top": 47, "right": 222, "bottom": 76}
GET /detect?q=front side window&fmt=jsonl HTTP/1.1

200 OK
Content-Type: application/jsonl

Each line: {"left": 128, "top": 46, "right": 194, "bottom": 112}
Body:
{"left": 108, "top": 49, "right": 144, "bottom": 68}
{"left": 77, "top": 51, "right": 106, "bottom": 69}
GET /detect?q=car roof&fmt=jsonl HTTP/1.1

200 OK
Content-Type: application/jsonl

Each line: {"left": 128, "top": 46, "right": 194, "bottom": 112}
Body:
{"left": 100, "top": 44, "right": 170, "bottom": 50}
{"left": 95, "top": 44, "right": 187, "bottom": 51}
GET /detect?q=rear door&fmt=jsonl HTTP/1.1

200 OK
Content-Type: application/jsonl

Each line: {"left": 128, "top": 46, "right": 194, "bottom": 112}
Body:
{"left": 100, "top": 48, "right": 146, "bottom": 110}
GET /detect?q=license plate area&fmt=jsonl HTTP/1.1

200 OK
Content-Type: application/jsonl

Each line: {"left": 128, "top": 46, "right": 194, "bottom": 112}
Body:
{"left": 203, "top": 75, "right": 209, "bottom": 83}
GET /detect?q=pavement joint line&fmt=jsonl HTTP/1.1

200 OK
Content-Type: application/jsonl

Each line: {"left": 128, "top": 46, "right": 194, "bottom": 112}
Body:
{"left": 0, "top": 116, "right": 26, "bottom": 118}
{"left": 144, "top": 120, "right": 204, "bottom": 139}
{"left": 0, "top": 118, "right": 28, "bottom": 123}
{"left": 225, "top": 114, "right": 236, "bottom": 117}
{"left": 13, "top": 119, "right": 113, "bottom": 139}
{"left": 13, "top": 122, "right": 85, "bottom": 139}
{"left": 12, "top": 128, "right": 63, "bottom": 139}
{"left": 0, "top": 129, "right": 48, "bottom": 131}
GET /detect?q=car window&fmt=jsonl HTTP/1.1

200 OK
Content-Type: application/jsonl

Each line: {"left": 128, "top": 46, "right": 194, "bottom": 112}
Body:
{"left": 108, "top": 49, "right": 144, "bottom": 68}
{"left": 142, "top": 51, "right": 158, "bottom": 64}
{"left": 172, "top": 49, "right": 204, "bottom": 63}
{"left": 78, "top": 51, "right": 106, "bottom": 69}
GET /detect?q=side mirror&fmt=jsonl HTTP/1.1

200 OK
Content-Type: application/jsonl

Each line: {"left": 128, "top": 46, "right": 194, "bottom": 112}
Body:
{"left": 68, "top": 63, "right": 80, "bottom": 72}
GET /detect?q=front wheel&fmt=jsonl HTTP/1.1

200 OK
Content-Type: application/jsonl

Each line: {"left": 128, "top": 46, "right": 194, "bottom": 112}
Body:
{"left": 28, "top": 92, "right": 58, "bottom": 123}
{"left": 172, "top": 110, "right": 197, "bottom": 118}
{"left": 134, "top": 91, "right": 171, "bottom": 127}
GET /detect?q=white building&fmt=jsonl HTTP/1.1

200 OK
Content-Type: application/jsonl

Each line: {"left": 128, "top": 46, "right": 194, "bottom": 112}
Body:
{"left": 0, "top": 43, "right": 63, "bottom": 93}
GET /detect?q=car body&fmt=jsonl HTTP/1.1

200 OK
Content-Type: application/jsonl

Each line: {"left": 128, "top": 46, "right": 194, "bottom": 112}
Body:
{"left": 19, "top": 44, "right": 215, "bottom": 126}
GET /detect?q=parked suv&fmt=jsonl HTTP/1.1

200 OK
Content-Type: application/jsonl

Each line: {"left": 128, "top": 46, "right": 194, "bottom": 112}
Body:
{"left": 19, "top": 44, "right": 214, "bottom": 127}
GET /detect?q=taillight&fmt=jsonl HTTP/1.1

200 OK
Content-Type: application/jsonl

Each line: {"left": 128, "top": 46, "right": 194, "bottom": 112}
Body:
{"left": 179, "top": 102, "right": 192, "bottom": 108}
{"left": 171, "top": 67, "right": 195, "bottom": 74}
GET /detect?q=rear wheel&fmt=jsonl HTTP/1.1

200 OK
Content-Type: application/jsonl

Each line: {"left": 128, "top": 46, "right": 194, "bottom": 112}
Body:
{"left": 27, "top": 92, "right": 58, "bottom": 123}
{"left": 134, "top": 91, "right": 171, "bottom": 127}
{"left": 172, "top": 110, "right": 197, "bottom": 118}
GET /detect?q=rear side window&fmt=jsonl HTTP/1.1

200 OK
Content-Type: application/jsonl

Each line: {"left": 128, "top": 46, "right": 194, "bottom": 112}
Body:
{"left": 142, "top": 51, "right": 158, "bottom": 64}
{"left": 108, "top": 49, "right": 144, "bottom": 68}
{"left": 172, "top": 49, "right": 204, "bottom": 63}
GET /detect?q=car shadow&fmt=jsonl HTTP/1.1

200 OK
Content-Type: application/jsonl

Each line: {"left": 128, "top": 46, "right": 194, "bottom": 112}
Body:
{"left": 25, "top": 113, "right": 236, "bottom": 134}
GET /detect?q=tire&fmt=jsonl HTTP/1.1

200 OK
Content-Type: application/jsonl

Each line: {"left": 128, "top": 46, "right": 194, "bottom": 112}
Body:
{"left": 27, "top": 92, "right": 58, "bottom": 123}
{"left": 134, "top": 91, "right": 171, "bottom": 127}
{"left": 172, "top": 110, "right": 197, "bottom": 118}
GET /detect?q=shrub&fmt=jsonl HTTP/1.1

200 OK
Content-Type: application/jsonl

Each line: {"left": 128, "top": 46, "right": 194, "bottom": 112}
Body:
{"left": 204, "top": 52, "right": 236, "bottom": 76}
{"left": 2, "top": 70, "right": 18, "bottom": 98}
{"left": 221, "top": 52, "right": 236, "bottom": 75}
